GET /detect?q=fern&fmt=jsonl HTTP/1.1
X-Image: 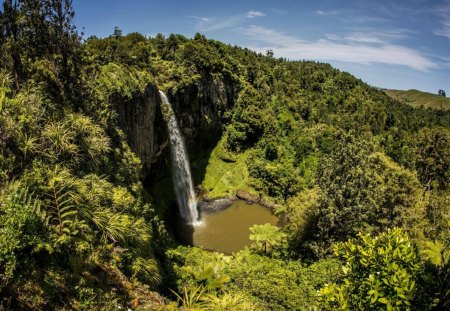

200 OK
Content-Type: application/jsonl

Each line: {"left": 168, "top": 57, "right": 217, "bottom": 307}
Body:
{"left": 131, "top": 257, "right": 162, "bottom": 287}
{"left": 85, "top": 209, "right": 150, "bottom": 245}
{"left": 422, "top": 240, "right": 449, "bottom": 266}
{"left": 87, "top": 209, "right": 127, "bottom": 243}
{"left": 201, "top": 292, "right": 256, "bottom": 311}
{"left": 43, "top": 166, "right": 80, "bottom": 237}
{"left": 17, "top": 129, "right": 39, "bottom": 160}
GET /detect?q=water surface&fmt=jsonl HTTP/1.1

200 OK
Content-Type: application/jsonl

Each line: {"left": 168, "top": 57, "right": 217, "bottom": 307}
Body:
{"left": 188, "top": 200, "right": 279, "bottom": 254}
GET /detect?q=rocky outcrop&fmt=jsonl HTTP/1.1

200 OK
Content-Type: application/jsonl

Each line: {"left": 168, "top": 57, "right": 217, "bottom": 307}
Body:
{"left": 198, "top": 198, "right": 234, "bottom": 213}
{"left": 236, "top": 190, "right": 281, "bottom": 210}
{"left": 167, "top": 73, "right": 238, "bottom": 147}
{"left": 115, "top": 73, "right": 239, "bottom": 179}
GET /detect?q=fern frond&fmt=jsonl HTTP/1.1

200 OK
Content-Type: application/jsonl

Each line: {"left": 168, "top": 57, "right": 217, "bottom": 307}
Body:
{"left": 422, "top": 240, "right": 450, "bottom": 267}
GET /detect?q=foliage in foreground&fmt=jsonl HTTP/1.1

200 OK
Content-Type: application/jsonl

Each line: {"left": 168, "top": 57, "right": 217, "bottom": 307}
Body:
{"left": 319, "top": 228, "right": 427, "bottom": 310}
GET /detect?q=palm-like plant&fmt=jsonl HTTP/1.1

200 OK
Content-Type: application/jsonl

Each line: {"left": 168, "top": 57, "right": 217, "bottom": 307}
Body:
{"left": 171, "top": 285, "right": 206, "bottom": 311}
{"left": 41, "top": 121, "right": 79, "bottom": 163}
{"left": 249, "top": 223, "right": 286, "bottom": 255}
{"left": 191, "top": 264, "right": 230, "bottom": 292}
{"left": 65, "top": 113, "right": 111, "bottom": 167}
{"left": 201, "top": 292, "right": 257, "bottom": 311}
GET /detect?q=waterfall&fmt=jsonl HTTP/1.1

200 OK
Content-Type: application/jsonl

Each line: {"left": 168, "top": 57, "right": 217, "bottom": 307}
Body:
{"left": 159, "top": 91, "right": 199, "bottom": 224}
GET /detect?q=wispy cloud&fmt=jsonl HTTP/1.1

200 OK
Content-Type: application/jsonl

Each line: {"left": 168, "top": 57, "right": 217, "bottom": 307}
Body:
{"left": 190, "top": 10, "right": 266, "bottom": 32}
{"left": 270, "top": 8, "right": 288, "bottom": 15}
{"left": 345, "top": 33, "right": 385, "bottom": 44}
{"left": 325, "top": 34, "right": 341, "bottom": 41}
{"left": 344, "top": 29, "right": 415, "bottom": 44}
{"left": 241, "top": 25, "right": 438, "bottom": 71}
{"left": 314, "top": 8, "right": 388, "bottom": 23}
{"left": 246, "top": 10, "right": 266, "bottom": 19}
{"left": 315, "top": 9, "right": 340, "bottom": 16}
{"left": 434, "top": 22, "right": 450, "bottom": 38}
{"left": 188, "top": 15, "right": 211, "bottom": 23}
{"left": 434, "top": 2, "right": 450, "bottom": 39}
{"left": 191, "top": 15, "right": 244, "bottom": 32}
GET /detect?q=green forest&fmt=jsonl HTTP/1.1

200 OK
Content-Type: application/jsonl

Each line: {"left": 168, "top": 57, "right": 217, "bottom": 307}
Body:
{"left": 0, "top": 1, "right": 449, "bottom": 310}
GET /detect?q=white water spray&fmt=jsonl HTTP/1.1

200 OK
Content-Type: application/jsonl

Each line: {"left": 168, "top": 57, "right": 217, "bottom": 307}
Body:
{"left": 159, "top": 91, "right": 199, "bottom": 225}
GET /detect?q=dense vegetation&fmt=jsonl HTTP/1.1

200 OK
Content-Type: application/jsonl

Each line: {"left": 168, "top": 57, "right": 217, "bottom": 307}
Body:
{"left": 1, "top": 1, "right": 449, "bottom": 310}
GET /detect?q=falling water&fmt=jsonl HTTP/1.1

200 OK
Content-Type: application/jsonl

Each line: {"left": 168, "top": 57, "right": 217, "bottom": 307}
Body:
{"left": 159, "top": 91, "right": 199, "bottom": 224}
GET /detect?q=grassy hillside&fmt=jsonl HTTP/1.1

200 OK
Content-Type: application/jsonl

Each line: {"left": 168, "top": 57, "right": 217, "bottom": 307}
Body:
{"left": 386, "top": 89, "right": 450, "bottom": 110}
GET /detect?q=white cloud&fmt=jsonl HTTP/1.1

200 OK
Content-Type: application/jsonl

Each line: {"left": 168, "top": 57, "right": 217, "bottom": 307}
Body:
{"left": 314, "top": 8, "right": 388, "bottom": 23}
{"left": 192, "top": 15, "right": 244, "bottom": 32}
{"left": 434, "top": 20, "right": 450, "bottom": 39}
{"left": 192, "top": 11, "right": 266, "bottom": 32}
{"left": 433, "top": 2, "right": 450, "bottom": 39}
{"left": 315, "top": 10, "right": 339, "bottom": 16}
{"left": 189, "top": 16, "right": 211, "bottom": 23}
{"left": 270, "top": 8, "right": 288, "bottom": 15}
{"left": 325, "top": 34, "right": 341, "bottom": 41}
{"left": 345, "top": 33, "right": 385, "bottom": 44}
{"left": 241, "top": 25, "right": 439, "bottom": 71}
{"left": 344, "top": 29, "right": 413, "bottom": 44}
{"left": 246, "top": 11, "right": 266, "bottom": 18}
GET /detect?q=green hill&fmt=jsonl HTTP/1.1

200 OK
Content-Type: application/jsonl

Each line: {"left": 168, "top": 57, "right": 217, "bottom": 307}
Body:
{"left": 385, "top": 89, "right": 450, "bottom": 110}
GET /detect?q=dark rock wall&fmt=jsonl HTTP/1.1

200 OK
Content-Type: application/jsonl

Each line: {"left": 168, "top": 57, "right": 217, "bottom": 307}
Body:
{"left": 169, "top": 73, "right": 237, "bottom": 147}
{"left": 115, "top": 84, "right": 159, "bottom": 177}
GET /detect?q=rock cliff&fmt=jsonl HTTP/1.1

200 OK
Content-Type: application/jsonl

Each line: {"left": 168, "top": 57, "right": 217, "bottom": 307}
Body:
{"left": 115, "top": 84, "right": 159, "bottom": 176}
{"left": 115, "top": 73, "right": 239, "bottom": 178}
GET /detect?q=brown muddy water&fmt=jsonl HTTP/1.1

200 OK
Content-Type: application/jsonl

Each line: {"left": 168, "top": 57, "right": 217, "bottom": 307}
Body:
{"left": 175, "top": 200, "right": 280, "bottom": 254}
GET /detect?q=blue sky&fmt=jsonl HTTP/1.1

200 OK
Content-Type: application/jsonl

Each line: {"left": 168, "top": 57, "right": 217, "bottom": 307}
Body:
{"left": 73, "top": 0, "right": 450, "bottom": 93}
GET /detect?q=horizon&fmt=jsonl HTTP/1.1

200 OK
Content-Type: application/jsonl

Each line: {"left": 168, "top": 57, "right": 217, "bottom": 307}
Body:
{"left": 72, "top": 0, "right": 450, "bottom": 94}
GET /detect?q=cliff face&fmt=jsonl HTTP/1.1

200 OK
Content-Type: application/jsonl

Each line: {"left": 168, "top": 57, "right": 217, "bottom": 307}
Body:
{"left": 116, "top": 73, "right": 239, "bottom": 178}
{"left": 170, "top": 74, "right": 237, "bottom": 145}
{"left": 115, "top": 84, "right": 159, "bottom": 176}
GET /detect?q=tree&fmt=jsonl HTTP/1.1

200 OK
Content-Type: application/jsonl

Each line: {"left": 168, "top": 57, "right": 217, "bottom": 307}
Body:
{"left": 438, "top": 89, "right": 446, "bottom": 97}
{"left": 112, "top": 26, "right": 122, "bottom": 38}
{"left": 319, "top": 228, "right": 424, "bottom": 310}
{"left": 414, "top": 127, "right": 450, "bottom": 191}
{"left": 313, "top": 132, "right": 378, "bottom": 247}
{"left": 249, "top": 223, "right": 286, "bottom": 255}
{"left": 421, "top": 221, "right": 450, "bottom": 309}
{"left": 0, "top": 0, "right": 24, "bottom": 88}
{"left": 370, "top": 152, "right": 424, "bottom": 234}
{"left": 0, "top": 0, "right": 81, "bottom": 97}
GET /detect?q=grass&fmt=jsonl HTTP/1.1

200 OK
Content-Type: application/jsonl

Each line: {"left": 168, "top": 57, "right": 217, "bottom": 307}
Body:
{"left": 150, "top": 136, "right": 259, "bottom": 207}
{"left": 385, "top": 89, "right": 450, "bottom": 110}
{"left": 201, "top": 137, "right": 257, "bottom": 198}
